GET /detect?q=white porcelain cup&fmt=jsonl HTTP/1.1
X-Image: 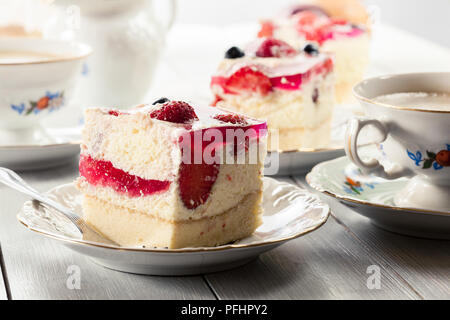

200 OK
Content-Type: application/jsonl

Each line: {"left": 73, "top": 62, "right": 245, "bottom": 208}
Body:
{"left": 56, "top": 0, "right": 176, "bottom": 108}
{"left": 346, "top": 72, "right": 450, "bottom": 212}
{"left": 0, "top": 38, "right": 91, "bottom": 145}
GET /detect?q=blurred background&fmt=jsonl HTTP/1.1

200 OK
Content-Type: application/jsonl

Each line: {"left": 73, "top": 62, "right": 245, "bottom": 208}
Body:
{"left": 0, "top": 0, "right": 448, "bottom": 124}
{"left": 174, "top": 0, "right": 450, "bottom": 48}
{"left": 1, "top": 0, "right": 449, "bottom": 47}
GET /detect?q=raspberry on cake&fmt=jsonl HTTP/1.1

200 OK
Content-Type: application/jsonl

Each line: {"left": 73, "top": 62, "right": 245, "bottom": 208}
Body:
{"left": 76, "top": 99, "right": 267, "bottom": 249}
{"left": 210, "top": 38, "right": 335, "bottom": 151}
{"left": 258, "top": 7, "right": 370, "bottom": 102}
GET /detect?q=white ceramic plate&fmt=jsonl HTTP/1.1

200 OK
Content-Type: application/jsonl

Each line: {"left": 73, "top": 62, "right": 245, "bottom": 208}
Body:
{"left": 306, "top": 157, "right": 450, "bottom": 239}
{"left": 0, "top": 127, "right": 81, "bottom": 170}
{"left": 17, "top": 177, "right": 329, "bottom": 275}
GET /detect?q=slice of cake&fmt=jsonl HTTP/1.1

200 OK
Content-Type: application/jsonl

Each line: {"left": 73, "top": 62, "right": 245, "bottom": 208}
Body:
{"left": 258, "top": 8, "right": 370, "bottom": 102}
{"left": 76, "top": 99, "right": 267, "bottom": 249}
{"left": 210, "top": 38, "right": 334, "bottom": 151}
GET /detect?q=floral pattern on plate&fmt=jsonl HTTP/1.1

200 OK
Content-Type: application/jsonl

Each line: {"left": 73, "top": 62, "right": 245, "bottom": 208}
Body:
{"left": 343, "top": 176, "right": 376, "bottom": 195}
{"left": 306, "top": 156, "right": 450, "bottom": 239}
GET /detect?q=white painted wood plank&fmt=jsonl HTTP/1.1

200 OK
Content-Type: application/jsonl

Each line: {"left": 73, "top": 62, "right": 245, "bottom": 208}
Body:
{"left": 294, "top": 176, "right": 450, "bottom": 300}
{"left": 205, "top": 177, "right": 419, "bottom": 300}
{"left": 0, "top": 160, "right": 215, "bottom": 300}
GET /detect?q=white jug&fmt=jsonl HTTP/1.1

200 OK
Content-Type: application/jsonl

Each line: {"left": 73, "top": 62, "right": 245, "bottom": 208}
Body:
{"left": 56, "top": 0, "right": 176, "bottom": 107}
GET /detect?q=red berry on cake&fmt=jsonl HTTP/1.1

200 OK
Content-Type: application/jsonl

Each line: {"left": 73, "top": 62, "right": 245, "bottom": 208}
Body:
{"left": 255, "top": 38, "right": 297, "bottom": 58}
{"left": 149, "top": 100, "right": 199, "bottom": 124}
{"left": 213, "top": 113, "right": 248, "bottom": 125}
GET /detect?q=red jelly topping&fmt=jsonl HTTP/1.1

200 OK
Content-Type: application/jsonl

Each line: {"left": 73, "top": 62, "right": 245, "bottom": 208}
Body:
{"left": 211, "top": 58, "right": 333, "bottom": 93}
{"left": 79, "top": 155, "right": 171, "bottom": 197}
{"left": 293, "top": 12, "right": 365, "bottom": 44}
{"left": 177, "top": 122, "right": 266, "bottom": 209}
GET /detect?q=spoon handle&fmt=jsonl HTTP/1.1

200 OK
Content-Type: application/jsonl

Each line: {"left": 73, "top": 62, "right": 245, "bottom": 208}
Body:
{"left": 0, "top": 167, "right": 81, "bottom": 226}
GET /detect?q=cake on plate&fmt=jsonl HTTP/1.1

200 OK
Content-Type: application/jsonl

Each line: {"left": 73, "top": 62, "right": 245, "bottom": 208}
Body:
{"left": 76, "top": 99, "right": 267, "bottom": 249}
{"left": 211, "top": 38, "right": 335, "bottom": 151}
{"left": 258, "top": 7, "right": 370, "bottom": 102}
{"left": 290, "top": 0, "right": 371, "bottom": 28}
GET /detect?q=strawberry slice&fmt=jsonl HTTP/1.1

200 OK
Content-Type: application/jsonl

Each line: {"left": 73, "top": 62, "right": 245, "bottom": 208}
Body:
{"left": 178, "top": 162, "right": 220, "bottom": 209}
{"left": 255, "top": 38, "right": 297, "bottom": 58}
{"left": 225, "top": 66, "right": 272, "bottom": 96}
{"left": 150, "top": 101, "right": 198, "bottom": 124}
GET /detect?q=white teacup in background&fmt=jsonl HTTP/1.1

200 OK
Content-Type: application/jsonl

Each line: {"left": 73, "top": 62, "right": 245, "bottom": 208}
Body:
{"left": 345, "top": 72, "right": 450, "bottom": 212}
{"left": 0, "top": 37, "right": 91, "bottom": 145}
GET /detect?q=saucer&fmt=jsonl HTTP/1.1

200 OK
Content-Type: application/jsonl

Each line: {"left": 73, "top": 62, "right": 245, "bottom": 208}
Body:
{"left": 17, "top": 177, "right": 329, "bottom": 275}
{"left": 0, "top": 127, "right": 81, "bottom": 170}
{"left": 306, "top": 157, "right": 450, "bottom": 239}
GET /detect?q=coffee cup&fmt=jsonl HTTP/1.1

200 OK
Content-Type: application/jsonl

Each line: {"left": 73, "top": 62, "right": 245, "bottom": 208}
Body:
{"left": 345, "top": 72, "right": 450, "bottom": 212}
{"left": 0, "top": 38, "right": 91, "bottom": 145}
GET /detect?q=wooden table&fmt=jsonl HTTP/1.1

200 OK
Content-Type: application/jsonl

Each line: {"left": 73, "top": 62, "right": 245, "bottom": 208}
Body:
{"left": 1, "top": 23, "right": 449, "bottom": 300}
{"left": 0, "top": 158, "right": 448, "bottom": 300}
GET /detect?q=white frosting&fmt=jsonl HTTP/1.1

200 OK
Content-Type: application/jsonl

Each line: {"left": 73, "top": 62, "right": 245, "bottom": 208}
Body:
{"left": 215, "top": 52, "right": 330, "bottom": 78}
{"left": 100, "top": 102, "right": 265, "bottom": 131}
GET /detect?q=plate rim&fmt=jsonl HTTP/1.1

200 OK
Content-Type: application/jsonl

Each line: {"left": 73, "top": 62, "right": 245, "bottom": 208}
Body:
{"left": 306, "top": 157, "right": 450, "bottom": 217}
{"left": 0, "top": 141, "right": 80, "bottom": 150}
{"left": 269, "top": 145, "right": 344, "bottom": 154}
{"left": 17, "top": 178, "right": 330, "bottom": 254}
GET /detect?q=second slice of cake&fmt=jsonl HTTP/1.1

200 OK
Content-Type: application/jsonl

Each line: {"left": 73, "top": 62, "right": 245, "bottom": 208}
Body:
{"left": 211, "top": 38, "right": 335, "bottom": 151}
{"left": 76, "top": 99, "right": 267, "bottom": 249}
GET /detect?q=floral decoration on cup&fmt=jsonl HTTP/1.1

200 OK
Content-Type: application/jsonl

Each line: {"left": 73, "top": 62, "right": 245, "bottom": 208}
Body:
{"left": 11, "top": 91, "right": 65, "bottom": 116}
{"left": 407, "top": 144, "right": 450, "bottom": 170}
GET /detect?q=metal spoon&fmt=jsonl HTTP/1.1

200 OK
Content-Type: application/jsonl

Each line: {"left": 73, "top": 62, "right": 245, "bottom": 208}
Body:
{"left": 0, "top": 167, "right": 117, "bottom": 246}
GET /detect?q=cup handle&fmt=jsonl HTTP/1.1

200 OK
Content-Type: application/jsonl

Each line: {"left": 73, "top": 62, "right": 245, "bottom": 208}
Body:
{"left": 345, "top": 118, "right": 411, "bottom": 179}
